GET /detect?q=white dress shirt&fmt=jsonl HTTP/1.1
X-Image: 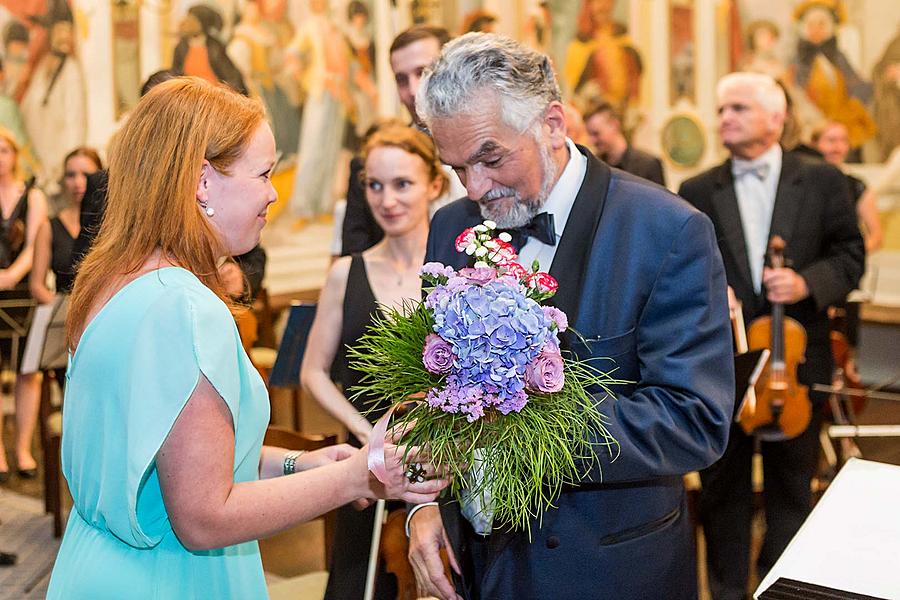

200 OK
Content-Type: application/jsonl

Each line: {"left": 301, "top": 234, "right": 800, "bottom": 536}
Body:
{"left": 518, "top": 138, "right": 588, "bottom": 272}
{"left": 733, "top": 144, "right": 782, "bottom": 293}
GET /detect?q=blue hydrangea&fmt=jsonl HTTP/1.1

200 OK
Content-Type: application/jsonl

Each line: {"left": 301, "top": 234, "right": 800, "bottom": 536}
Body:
{"left": 425, "top": 278, "right": 553, "bottom": 419}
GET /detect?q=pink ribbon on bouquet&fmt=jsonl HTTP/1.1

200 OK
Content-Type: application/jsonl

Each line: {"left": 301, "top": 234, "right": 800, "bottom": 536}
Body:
{"left": 367, "top": 403, "right": 402, "bottom": 484}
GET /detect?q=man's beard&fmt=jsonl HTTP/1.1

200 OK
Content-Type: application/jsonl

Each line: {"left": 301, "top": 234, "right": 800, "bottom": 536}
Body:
{"left": 476, "top": 142, "right": 558, "bottom": 229}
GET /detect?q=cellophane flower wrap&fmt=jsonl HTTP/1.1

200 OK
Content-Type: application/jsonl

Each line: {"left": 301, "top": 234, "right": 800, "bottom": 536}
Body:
{"left": 348, "top": 220, "right": 622, "bottom": 532}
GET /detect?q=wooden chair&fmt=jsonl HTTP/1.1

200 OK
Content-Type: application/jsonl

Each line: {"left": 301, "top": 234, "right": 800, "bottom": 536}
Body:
{"left": 259, "top": 302, "right": 317, "bottom": 431}
{"left": 262, "top": 425, "right": 338, "bottom": 567}
{"left": 38, "top": 369, "right": 65, "bottom": 537}
{"left": 252, "top": 287, "right": 278, "bottom": 350}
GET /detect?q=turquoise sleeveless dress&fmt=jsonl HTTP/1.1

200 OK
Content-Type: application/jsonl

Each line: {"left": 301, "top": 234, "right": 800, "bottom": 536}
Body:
{"left": 47, "top": 267, "right": 270, "bottom": 599}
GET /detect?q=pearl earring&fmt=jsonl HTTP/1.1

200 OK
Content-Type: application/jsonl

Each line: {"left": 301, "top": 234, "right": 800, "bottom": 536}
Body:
{"left": 199, "top": 200, "right": 215, "bottom": 217}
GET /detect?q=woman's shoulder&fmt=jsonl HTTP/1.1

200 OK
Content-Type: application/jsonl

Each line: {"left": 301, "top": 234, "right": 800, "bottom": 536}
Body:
{"left": 114, "top": 268, "right": 231, "bottom": 326}
{"left": 326, "top": 255, "right": 354, "bottom": 288}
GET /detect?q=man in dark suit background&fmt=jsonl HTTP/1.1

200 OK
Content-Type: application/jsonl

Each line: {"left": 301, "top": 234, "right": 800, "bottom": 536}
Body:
{"left": 406, "top": 33, "right": 734, "bottom": 600}
{"left": 340, "top": 25, "right": 454, "bottom": 256}
{"left": 678, "top": 72, "right": 864, "bottom": 600}
{"left": 584, "top": 100, "right": 666, "bottom": 187}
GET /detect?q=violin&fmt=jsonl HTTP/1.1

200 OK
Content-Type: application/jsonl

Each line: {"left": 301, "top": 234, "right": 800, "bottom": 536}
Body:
{"left": 739, "top": 236, "right": 812, "bottom": 441}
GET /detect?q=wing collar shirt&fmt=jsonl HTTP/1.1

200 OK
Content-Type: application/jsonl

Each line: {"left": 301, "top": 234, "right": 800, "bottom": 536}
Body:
{"left": 517, "top": 138, "right": 588, "bottom": 272}
{"left": 732, "top": 143, "right": 782, "bottom": 293}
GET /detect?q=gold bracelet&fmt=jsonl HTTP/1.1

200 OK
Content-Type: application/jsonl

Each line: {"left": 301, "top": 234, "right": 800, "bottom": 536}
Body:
{"left": 283, "top": 450, "right": 306, "bottom": 475}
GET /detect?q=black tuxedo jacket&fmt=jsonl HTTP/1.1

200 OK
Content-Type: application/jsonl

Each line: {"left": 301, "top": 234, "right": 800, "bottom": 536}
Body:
{"left": 613, "top": 145, "right": 666, "bottom": 187}
{"left": 424, "top": 145, "right": 733, "bottom": 599}
{"left": 678, "top": 150, "right": 864, "bottom": 360}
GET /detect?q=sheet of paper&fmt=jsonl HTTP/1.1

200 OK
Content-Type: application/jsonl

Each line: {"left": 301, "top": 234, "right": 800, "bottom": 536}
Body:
{"left": 755, "top": 458, "right": 900, "bottom": 599}
{"left": 20, "top": 303, "right": 53, "bottom": 374}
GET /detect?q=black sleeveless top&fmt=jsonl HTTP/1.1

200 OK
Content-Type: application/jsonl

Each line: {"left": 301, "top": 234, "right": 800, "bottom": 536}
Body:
{"left": 335, "top": 254, "right": 388, "bottom": 444}
{"left": 50, "top": 217, "right": 77, "bottom": 293}
{"left": 0, "top": 180, "right": 31, "bottom": 271}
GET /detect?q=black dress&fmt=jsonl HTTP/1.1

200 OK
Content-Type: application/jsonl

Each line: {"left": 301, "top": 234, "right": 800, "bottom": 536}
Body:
{"left": 324, "top": 254, "right": 397, "bottom": 600}
{"left": 0, "top": 183, "right": 34, "bottom": 370}
{"left": 49, "top": 217, "right": 76, "bottom": 294}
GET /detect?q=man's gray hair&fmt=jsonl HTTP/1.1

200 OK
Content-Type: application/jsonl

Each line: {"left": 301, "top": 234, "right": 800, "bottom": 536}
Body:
{"left": 415, "top": 32, "right": 561, "bottom": 132}
{"left": 717, "top": 71, "right": 787, "bottom": 116}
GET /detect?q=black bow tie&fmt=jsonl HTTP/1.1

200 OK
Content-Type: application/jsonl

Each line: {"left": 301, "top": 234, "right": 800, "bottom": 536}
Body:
{"left": 505, "top": 212, "right": 556, "bottom": 250}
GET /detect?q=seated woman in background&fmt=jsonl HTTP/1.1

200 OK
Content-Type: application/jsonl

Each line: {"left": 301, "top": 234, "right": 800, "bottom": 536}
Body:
{"left": 30, "top": 147, "right": 102, "bottom": 302}
{"left": 15, "top": 148, "right": 102, "bottom": 423}
{"left": 46, "top": 78, "right": 444, "bottom": 598}
{"left": 0, "top": 127, "right": 48, "bottom": 482}
{"left": 301, "top": 123, "right": 448, "bottom": 599}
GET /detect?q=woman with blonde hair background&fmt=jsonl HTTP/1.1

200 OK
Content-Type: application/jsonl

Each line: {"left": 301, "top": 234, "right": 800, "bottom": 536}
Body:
{"left": 302, "top": 123, "right": 448, "bottom": 599}
{"left": 47, "top": 78, "right": 444, "bottom": 597}
{"left": 0, "top": 127, "right": 48, "bottom": 482}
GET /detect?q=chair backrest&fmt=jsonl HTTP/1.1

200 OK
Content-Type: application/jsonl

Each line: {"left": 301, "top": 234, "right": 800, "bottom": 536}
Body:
{"left": 263, "top": 425, "right": 336, "bottom": 452}
{"left": 262, "top": 425, "right": 339, "bottom": 567}
{"left": 268, "top": 302, "right": 317, "bottom": 388}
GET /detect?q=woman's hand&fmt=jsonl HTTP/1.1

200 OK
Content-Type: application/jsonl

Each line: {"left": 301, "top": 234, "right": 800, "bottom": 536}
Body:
{"left": 295, "top": 443, "right": 356, "bottom": 471}
{"left": 357, "top": 442, "right": 448, "bottom": 504}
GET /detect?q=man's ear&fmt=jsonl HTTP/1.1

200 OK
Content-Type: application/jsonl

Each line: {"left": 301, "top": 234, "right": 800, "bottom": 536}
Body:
{"left": 544, "top": 101, "right": 568, "bottom": 150}
{"left": 196, "top": 160, "right": 212, "bottom": 202}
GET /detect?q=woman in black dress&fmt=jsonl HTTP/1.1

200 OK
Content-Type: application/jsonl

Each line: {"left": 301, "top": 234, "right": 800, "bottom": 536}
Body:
{"left": 0, "top": 127, "right": 48, "bottom": 482}
{"left": 30, "top": 146, "right": 102, "bottom": 303}
{"left": 301, "top": 123, "right": 448, "bottom": 599}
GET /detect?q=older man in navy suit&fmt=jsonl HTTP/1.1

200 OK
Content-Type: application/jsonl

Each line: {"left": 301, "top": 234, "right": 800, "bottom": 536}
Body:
{"left": 405, "top": 33, "right": 734, "bottom": 600}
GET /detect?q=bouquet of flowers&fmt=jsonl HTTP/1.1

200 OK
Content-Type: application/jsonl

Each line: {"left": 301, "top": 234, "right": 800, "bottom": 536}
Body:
{"left": 348, "top": 221, "right": 622, "bottom": 532}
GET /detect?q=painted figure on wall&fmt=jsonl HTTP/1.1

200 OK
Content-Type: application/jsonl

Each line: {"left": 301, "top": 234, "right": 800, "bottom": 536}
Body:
{"left": 1, "top": 20, "right": 30, "bottom": 102}
{"left": 872, "top": 26, "right": 900, "bottom": 161}
{"left": 227, "top": 0, "right": 299, "bottom": 155}
{"left": 287, "top": 0, "right": 350, "bottom": 222}
{"left": 18, "top": 1, "right": 85, "bottom": 192}
{"left": 0, "top": 51, "right": 36, "bottom": 178}
{"left": 790, "top": 0, "right": 875, "bottom": 151}
{"left": 563, "top": 0, "right": 641, "bottom": 114}
{"left": 523, "top": 1, "right": 553, "bottom": 56}
{"left": 172, "top": 4, "right": 247, "bottom": 95}
{"left": 670, "top": 2, "right": 694, "bottom": 104}
{"left": 343, "top": 0, "right": 378, "bottom": 142}
{"left": 742, "top": 19, "right": 786, "bottom": 81}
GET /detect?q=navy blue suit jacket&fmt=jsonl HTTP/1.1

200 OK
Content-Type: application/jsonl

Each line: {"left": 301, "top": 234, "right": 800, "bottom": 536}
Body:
{"left": 425, "top": 145, "right": 734, "bottom": 599}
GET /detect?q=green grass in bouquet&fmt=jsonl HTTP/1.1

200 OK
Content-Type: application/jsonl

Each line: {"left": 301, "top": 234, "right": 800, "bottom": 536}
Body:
{"left": 347, "top": 221, "right": 625, "bottom": 534}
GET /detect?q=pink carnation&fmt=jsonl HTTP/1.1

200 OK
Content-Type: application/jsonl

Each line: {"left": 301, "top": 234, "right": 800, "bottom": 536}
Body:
{"left": 422, "top": 334, "right": 454, "bottom": 374}
{"left": 525, "top": 350, "right": 565, "bottom": 393}
{"left": 503, "top": 262, "right": 529, "bottom": 280}
{"left": 489, "top": 240, "right": 518, "bottom": 265}
{"left": 542, "top": 306, "right": 568, "bottom": 332}
{"left": 527, "top": 272, "right": 559, "bottom": 295}
{"left": 455, "top": 228, "right": 476, "bottom": 252}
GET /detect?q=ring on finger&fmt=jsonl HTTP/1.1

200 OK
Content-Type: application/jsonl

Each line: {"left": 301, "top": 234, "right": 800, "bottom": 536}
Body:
{"left": 405, "top": 462, "right": 427, "bottom": 484}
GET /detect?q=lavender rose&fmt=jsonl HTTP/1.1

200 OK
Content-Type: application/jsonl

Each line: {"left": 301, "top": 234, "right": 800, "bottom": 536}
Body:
{"left": 423, "top": 334, "right": 454, "bottom": 374}
{"left": 525, "top": 350, "right": 565, "bottom": 393}
{"left": 458, "top": 267, "right": 496, "bottom": 285}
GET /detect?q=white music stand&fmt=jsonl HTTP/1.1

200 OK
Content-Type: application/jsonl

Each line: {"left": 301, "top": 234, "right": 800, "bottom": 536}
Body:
{"left": 755, "top": 458, "right": 900, "bottom": 599}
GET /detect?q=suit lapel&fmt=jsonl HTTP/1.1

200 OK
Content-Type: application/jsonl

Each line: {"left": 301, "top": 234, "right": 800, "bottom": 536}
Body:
{"left": 768, "top": 151, "right": 803, "bottom": 246}
{"left": 548, "top": 145, "right": 610, "bottom": 330}
{"left": 711, "top": 161, "right": 755, "bottom": 293}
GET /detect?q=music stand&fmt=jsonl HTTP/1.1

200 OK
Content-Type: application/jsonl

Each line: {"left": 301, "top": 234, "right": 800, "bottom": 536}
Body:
{"left": 754, "top": 459, "right": 900, "bottom": 599}
{"left": 268, "top": 302, "right": 317, "bottom": 431}
{"left": 733, "top": 349, "right": 769, "bottom": 420}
